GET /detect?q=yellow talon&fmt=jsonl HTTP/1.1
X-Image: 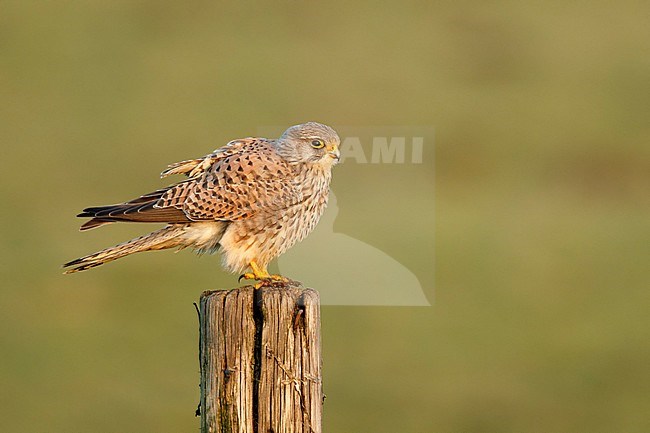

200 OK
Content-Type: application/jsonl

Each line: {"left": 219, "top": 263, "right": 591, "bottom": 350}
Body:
{"left": 238, "top": 272, "right": 256, "bottom": 282}
{"left": 268, "top": 274, "right": 289, "bottom": 283}
{"left": 238, "top": 261, "right": 290, "bottom": 287}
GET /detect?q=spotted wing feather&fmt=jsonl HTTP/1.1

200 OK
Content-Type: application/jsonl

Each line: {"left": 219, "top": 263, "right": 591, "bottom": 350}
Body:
{"left": 156, "top": 138, "right": 303, "bottom": 221}
{"left": 77, "top": 138, "right": 302, "bottom": 230}
{"left": 160, "top": 138, "right": 259, "bottom": 178}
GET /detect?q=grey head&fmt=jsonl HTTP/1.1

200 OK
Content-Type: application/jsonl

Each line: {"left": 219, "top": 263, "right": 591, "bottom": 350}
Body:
{"left": 274, "top": 122, "right": 341, "bottom": 165}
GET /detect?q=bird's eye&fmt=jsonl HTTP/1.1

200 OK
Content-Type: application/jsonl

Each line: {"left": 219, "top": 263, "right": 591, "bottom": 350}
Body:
{"left": 311, "top": 139, "right": 325, "bottom": 149}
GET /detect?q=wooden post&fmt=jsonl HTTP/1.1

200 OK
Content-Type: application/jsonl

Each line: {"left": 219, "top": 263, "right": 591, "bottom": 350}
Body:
{"left": 199, "top": 283, "right": 322, "bottom": 433}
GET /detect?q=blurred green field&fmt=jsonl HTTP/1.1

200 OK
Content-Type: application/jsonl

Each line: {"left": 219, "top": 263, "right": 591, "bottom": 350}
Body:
{"left": 1, "top": 1, "right": 649, "bottom": 432}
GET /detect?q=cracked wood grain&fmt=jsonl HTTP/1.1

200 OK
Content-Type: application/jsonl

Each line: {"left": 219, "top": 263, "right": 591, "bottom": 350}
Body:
{"left": 200, "top": 284, "right": 322, "bottom": 433}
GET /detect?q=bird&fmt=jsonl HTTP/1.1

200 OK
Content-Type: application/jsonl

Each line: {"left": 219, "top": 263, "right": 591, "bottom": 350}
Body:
{"left": 63, "top": 122, "right": 340, "bottom": 283}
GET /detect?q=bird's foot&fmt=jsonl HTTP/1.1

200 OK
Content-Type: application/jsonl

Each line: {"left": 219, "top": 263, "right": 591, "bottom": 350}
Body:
{"left": 255, "top": 276, "right": 290, "bottom": 289}
{"left": 238, "top": 273, "right": 290, "bottom": 288}
{"left": 239, "top": 261, "right": 291, "bottom": 288}
{"left": 238, "top": 272, "right": 258, "bottom": 283}
{"left": 268, "top": 274, "right": 289, "bottom": 283}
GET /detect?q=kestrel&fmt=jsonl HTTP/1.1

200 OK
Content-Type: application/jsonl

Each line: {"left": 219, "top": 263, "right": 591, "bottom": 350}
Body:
{"left": 63, "top": 122, "right": 340, "bottom": 282}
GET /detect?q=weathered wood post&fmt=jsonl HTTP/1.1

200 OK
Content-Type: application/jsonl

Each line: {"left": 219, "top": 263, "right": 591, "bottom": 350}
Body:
{"left": 199, "top": 282, "right": 322, "bottom": 433}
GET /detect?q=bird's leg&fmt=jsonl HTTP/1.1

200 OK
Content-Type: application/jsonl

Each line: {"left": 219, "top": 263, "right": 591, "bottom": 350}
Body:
{"left": 259, "top": 262, "right": 289, "bottom": 283}
{"left": 238, "top": 260, "right": 289, "bottom": 286}
{"left": 250, "top": 260, "right": 271, "bottom": 279}
{"left": 238, "top": 260, "right": 270, "bottom": 282}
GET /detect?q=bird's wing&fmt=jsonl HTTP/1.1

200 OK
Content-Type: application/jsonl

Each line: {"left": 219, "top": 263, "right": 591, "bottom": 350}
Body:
{"left": 160, "top": 138, "right": 260, "bottom": 178}
{"left": 77, "top": 184, "right": 193, "bottom": 230}
{"left": 156, "top": 138, "right": 303, "bottom": 221}
{"left": 78, "top": 138, "right": 300, "bottom": 230}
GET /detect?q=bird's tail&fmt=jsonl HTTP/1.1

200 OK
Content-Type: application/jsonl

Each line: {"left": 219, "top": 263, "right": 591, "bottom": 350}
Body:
{"left": 63, "top": 225, "right": 187, "bottom": 274}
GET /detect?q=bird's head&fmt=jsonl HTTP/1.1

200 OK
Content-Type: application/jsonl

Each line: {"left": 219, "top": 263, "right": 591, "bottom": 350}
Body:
{"left": 275, "top": 122, "right": 341, "bottom": 167}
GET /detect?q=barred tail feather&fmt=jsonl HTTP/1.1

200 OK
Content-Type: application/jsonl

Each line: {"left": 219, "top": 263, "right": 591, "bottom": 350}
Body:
{"left": 63, "top": 225, "right": 186, "bottom": 274}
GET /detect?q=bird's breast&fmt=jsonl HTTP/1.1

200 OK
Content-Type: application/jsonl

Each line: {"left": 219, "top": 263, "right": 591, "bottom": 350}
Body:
{"left": 218, "top": 165, "right": 332, "bottom": 272}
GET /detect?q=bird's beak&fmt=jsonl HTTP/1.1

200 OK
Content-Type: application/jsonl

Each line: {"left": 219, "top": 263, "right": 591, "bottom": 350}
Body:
{"left": 326, "top": 144, "right": 340, "bottom": 162}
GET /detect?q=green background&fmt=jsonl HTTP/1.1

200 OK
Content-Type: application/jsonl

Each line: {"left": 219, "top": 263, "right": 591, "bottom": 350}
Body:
{"left": 1, "top": 1, "right": 648, "bottom": 432}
